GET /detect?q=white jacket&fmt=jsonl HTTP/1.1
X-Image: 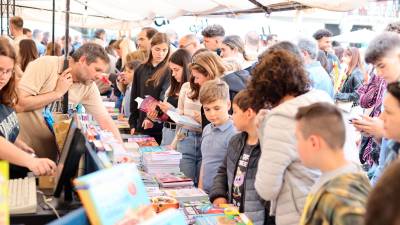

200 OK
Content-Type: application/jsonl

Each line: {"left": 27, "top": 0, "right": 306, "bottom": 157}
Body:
{"left": 255, "top": 90, "right": 345, "bottom": 225}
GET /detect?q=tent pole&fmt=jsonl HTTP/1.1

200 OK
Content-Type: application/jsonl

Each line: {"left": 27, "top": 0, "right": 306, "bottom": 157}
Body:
{"left": 52, "top": 0, "right": 55, "bottom": 55}
{"left": 12, "top": 0, "right": 14, "bottom": 16}
{"left": 1, "top": 1, "right": 3, "bottom": 35}
{"left": 247, "top": 0, "right": 271, "bottom": 14}
{"left": 6, "top": 0, "right": 9, "bottom": 36}
{"left": 62, "top": 0, "right": 70, "bottom": 114}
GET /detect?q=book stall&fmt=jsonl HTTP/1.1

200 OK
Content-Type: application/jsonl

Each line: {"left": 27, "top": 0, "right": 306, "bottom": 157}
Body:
{"left": 58, "top": 97, "right": 254, "bottom": 225}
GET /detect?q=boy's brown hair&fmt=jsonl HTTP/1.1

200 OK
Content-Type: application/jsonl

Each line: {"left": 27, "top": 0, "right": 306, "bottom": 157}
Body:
{"left": 233, "top": 89, "right": 253, "bottom": 111}
{"left": 295, "top": 102, "right": 345, "bottom": 150}
{"left": 10, "top": 16, "right": 23, "bottom": 30}
{"left": 199, "top": 79, "right": 229, "bottom": 105}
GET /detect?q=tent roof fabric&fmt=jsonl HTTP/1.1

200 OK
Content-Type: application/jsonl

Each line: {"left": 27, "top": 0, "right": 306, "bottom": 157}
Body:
{"left": 13, "top": 0, "right": 366, "bottom": 29}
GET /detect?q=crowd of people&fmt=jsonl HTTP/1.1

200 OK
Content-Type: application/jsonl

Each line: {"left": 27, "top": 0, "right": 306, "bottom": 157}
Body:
{"left": 1, "top": 15, "right": 400, "bottom": 225}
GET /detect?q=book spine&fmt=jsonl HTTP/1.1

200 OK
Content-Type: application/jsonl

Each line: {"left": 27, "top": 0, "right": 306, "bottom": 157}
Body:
{"left": 73, "top": 180, "right": 103, "bottom": 225}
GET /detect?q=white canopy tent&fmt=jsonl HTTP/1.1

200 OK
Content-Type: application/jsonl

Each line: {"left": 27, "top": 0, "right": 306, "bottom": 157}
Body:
{"left": 333, "top": 29, "right": 378, "bottom": 44}
{"left": 12, "top": 0, "right": 366, "bottom": 30}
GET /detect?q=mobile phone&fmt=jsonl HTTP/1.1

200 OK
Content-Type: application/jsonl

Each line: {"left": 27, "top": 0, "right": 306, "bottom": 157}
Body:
{"left": 348, "top": 114, "right": 362, "bottom": 122}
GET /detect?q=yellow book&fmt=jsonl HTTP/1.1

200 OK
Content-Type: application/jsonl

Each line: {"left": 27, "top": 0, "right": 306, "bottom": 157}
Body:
{"left": 0, "top": 161, "right": 9, "bottom": 225}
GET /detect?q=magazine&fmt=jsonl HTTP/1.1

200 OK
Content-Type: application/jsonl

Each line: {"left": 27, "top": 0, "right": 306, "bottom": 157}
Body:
{"left": 166, "top": 110, "right": 201, "bottom": 129}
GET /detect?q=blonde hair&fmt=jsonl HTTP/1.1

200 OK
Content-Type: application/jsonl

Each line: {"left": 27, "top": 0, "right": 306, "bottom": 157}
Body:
{"left": 126, "top": 50, "right": 147, "bottom": 63}
{"left": 199, "top": 79, "right": 229, "bottom": 105}
{"left": 114, "top": 38, "right": 136, "bottom": 67}
{"left": 222, "top": 57, "right": 242, "bottom": 72}
{"left": 188, "top": 51, "right": 225, "bottom": 100}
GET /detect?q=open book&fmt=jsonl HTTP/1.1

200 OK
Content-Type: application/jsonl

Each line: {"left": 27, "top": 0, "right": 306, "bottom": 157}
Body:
{"left": 166, "top": 110, "right": 201, "bottom": 129}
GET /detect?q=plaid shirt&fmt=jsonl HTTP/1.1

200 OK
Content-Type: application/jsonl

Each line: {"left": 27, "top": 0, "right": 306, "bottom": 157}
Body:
{"left": 301, "top": 173, "right": 371, "bottom": 225}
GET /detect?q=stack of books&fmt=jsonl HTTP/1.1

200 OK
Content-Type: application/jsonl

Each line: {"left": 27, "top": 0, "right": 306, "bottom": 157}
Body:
{"left": 142, "top": 150, "right": 182, "bottom": 174}
{"left": 141, "top": 172, "right": 164, "bottom": 198}
{"left": 155, "top": 172, "right": 194, "bottom": 188}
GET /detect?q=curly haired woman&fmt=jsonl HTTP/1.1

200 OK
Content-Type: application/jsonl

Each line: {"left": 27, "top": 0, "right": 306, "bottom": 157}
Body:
{"left": 248, "top": 48, "right": 332, "bottom": 225}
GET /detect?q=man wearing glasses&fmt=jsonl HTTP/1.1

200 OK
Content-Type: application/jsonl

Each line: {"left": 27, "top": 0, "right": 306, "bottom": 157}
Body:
{"left": 179, "top": 34, "right": 201, "bottom": 56}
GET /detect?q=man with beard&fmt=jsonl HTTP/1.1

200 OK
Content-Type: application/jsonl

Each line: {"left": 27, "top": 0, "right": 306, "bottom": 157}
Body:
{"left": 16, "top": 43, "right": 122, "bottom": 160}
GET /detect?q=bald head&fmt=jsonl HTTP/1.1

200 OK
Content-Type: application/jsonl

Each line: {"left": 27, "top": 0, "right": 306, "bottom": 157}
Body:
{"left": 179, "top": 34, "right": 200, "bottom": 56}
{"left": 245, "top": 31, "right": 260, "bottom": 47}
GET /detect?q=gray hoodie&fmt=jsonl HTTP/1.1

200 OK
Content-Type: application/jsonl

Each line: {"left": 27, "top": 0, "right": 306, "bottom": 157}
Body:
{"left": 255, "top": 89, "right": 358, "bottom": 225}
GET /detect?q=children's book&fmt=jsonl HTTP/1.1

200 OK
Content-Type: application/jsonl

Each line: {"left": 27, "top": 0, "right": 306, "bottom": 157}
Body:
{"left": 74, "top": 163, "right": 153, "bottom": 225}
{"left": 166, "top": 110, "right": 201, "bottom": 129}
{"left": 195, "top": 213, "right": 253, "bottom": 225}
{"left": 155, "top": 172, "right": 194, "bottom": 188}
{"left": 140, "top": 209, "right": 187, "bottom": 225}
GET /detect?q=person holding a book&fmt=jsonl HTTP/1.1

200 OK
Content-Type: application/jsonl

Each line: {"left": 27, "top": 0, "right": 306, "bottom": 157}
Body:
{"left": 295, "top": 102, "right": 370, "bottom": 225}
{"left": 0, "top": 37, "right": 56, "bottom": 176}
{"left": 154, "top": 49, "right": 191, "bottom": 146}
{"left": 129, "top": 32, "right": 171, "bottom": 144}
{"left": 198, "top": 79, "right": 237, "bottom": 193}
{"left": 175, "top": 51, "right": 225, "bottom": 186}
{"left": 209, "top": 89, "right": 274, "bottom": 225}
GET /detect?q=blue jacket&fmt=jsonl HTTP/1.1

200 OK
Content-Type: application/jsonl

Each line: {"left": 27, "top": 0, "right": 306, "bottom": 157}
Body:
{"left": 305, "top": 61, "right": 334, "bottom": 98}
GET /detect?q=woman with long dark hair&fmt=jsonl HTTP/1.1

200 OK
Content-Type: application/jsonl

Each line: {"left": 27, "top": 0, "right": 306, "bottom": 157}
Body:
{"left": 19, "top": 39, "right": 39, "bottom": 72}
{"left": 0, "top": 37, "right": 55, "bottom": 177}
{"left": 15, "top": 39, "right": 39, "bottom": 80}
{"left": 129, "top": 32, "right": 171, "bottom": 143}
{"left": 155, "top": 49, "right": 191, "bottom": 146}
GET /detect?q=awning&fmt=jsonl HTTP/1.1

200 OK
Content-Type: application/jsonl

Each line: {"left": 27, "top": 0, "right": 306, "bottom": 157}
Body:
{"left": 12, "top": 0, "right": 367, "bottom": 30}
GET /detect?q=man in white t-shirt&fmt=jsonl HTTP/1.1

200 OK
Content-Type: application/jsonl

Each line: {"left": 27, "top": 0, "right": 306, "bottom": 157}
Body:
{"left": 16, "top": 43, "right": 122, "bottom": 160}
{"left": 9, "top": 16, "right": 27, "bottom": 57}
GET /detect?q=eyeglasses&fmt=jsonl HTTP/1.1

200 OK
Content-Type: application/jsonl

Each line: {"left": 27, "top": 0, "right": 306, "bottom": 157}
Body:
{"left": 180, "top": 42, "right": 194, "bottom": 49}
{"left": 0, "top": 68, "right": 13, "bottom": 77}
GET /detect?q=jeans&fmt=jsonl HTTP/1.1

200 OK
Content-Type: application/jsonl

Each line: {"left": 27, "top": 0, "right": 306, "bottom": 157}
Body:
{"left": 177, "top": 128, "right": 202, "bottom": 186}
{"left": 161, "top": 126, "right": 176, "bottom": 146}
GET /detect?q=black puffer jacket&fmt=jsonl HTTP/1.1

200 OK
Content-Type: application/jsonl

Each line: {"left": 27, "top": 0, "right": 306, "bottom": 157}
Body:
{"left": 221, "top": 70, "right": 250, "bottom": 102}
{"left": 209, "top": 132, "right": 275, "bottom": 225}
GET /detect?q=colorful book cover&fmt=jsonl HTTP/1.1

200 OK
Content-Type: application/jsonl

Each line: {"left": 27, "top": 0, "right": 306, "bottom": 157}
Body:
{"left": 141, "top": 209, "right": 187, "bottom": 225}
{"left": 195, "top": 213, "right": 253, "bottom": 225}
{"left": 164, "top": 188, "right": 209, "bottom": 203}
{"left": 74, "top": 163, "right": 153, "bottom": 225}
{"left": 0, "top": 161, "right": 9, "bottom": 225}
{"left": 136, "top": 96, "right": 168, "bottom": 122}
{"left": 139, "top": 146, "right": 165, "bottom": 154}
{"left": 138, "top": 96, "right": 159, "bottom": 113}
{"left": 155, "top": 172, "right": 193, "bottom": 184}
{"left": 129, "top": 137, "right": 159, "bottom": 147}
